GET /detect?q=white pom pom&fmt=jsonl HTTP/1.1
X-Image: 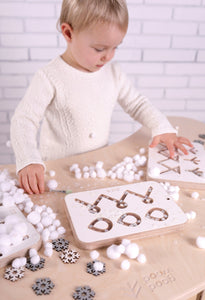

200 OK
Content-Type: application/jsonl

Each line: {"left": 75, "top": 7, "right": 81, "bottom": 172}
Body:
{"left": 139, "top": 148, "right": 146, "bottom": 154}
{"left": 47, "top": 179, "right": 58, "bottom": 190}
{"left": 0, "top": 182, "right": 12, "bottom": 193}
{"left": 53, "top": 219, "right": 61, "bottom": 227}
{"left": 49, "top": 230, "right": 59, "bottom": 240}
{"left": 19, "top": 257, "right": 27, "bottom": 267}
{"left": 41, "top": 216, "right": 53, "bottom": 227}
{"left": 42, "top": 231, "right": 50, "bottom": 242}
{"left": 24, "top": 206, "right": 32, "bottom": 214}
{"left": 83, "top": 166, "right": 89, "bottom": 172}
{"left": 44, "top": 247, "right": 53, "bottom": 257}
{"left": 172, "top": 193, "right": 179, "bottom": 202}
{"left": 44, "top": 242, "right": 53, "bottom": 249}
{"left": 121, "top": 239, "right": 131, "bottom": 247}
{"left": 57, "top": 226, "right": 66, "bottom": 235}
{"left": 90, "top": 250, "right": 99, "bottom": 260}
{"left": 49, "top": 170, "right": 56, "bottom": 177}
{"left": 25, "top": 201, "right": 34, "bottom": 208}
{"left": 110, "top": 173, "right": 117, "bottom": 180}
{"left": 83, "top": 172, "right": 90, "bottom": 179}
{"left": 12, "top": 258, "right": 21, "bottom": 268}
{"left": 124, "top": 157, "right": 132, "bottom": 163}
{"left": 123, "top": 174, "right": 134, "bottom": 182}
{"left": 190, "top": 211, "right": 196, "bottom": 219}
{"left": 48, "top": 225, "right": 56, "bottom": 232}
{"left": 96, "top": 169, "right": 107, "bottom": 178}
{"left": 137, "top": 253, "right": 146, "bottom": 264}
{"left": 90, "top": 171, "right": 97, "bottom": 178}
{"left": 96, "top": 161, "right": 104, "bottom": 169}
{"left": 34, "top": 205, "right": 44, "bottom": 214}
{"left": 93, "top": 261, "right": 104, "bottom": 271}
{"left": 27, "top": 211, "right": 41, "bottom": 225}
{"left": 106, "top": 245, "right": 121, "bottom": 260}
{"left": 115, "top": 244, "right": 125, "bottom": 254}
{"left": 191, "top": 192, "right": 199, "bottom": 200}
{"left": 46, "top": 207, "right": 53, "bottom": 214}
{"left": 148, "top": 167, "right": 160, "bottom": 177}
{"left": 124, "top": 243, "right": 139, "bottom": 259}
{"left": 196, "top": 236, "right": 205, "bottom": 249}
{"left": 29, "top": 248, "right": 38, "bottom": 257}
{"left": 75, "top": 172, "right": 82, "bottom": 179}
{"left": 121, "top": 259, "right": 130, "bottom": 270}
{"left": 31, "top": 254, "right": 40, "bottom": 265}
{"left": 70, "top": 164, "right": 79, "bottom": 172}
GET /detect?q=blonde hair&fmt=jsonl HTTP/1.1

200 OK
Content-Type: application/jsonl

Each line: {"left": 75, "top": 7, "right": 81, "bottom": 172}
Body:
{"left": 58, "top": 0, "right": 128, "bottom": 32}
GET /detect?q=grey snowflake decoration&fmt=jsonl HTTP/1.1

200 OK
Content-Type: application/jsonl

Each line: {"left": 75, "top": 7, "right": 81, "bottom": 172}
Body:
{"left": 4, "top": 266, "right": 25, "bottom": 282}
{"left": 52, "top": 238, "right": 69, "bottom": 252}
{"left": 86, "top": 260, "right": 106, "bottom": 276}
{"left": 26, "top": 257, "right": 45, "bottom": 271}
{"left": 73, "top": 285, "right": 95, "bottom": 300}
{"left": 32, "top": 277, "right": 55, "bottom": 295}
{"left": 59, "top": 248, "right": 80, "bottom": 264}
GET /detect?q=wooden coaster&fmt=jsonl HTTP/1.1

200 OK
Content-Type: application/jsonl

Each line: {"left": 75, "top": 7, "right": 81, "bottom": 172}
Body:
{"left": 147, "top": 142, "right": 205, "bottom": 189}
{"left": 64, "top": 181, "right": 187, "bottom": 249}
{"left": 0, "top": 205, "right": 41, "bottom": 268}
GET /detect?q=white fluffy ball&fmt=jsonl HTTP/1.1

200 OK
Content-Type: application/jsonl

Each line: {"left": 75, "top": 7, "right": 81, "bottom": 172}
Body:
{"left": 90, "top": 250, "right": 99, "bottom": 260}
{"left": 47, "top": 179, "right": 58, "bottom": 190}
{"left": 124, "top": 243, "right": 139, "bottom": 259}
{"left": 27, "top": 211, "right": 41, "bottom": 225}
{"left": 137, "top": 253, "right": 147, "bottom": 264}
{"left": 121, "top": 259, "right": 130, "bottom": 270}
{"left": 196, "top": 236, "right": 205, "bottom": 249}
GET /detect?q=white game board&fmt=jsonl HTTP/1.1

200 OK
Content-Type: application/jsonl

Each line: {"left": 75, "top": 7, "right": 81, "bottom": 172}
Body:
{"left": 147, "top": 142, "right": 205, "bottom": 189}
{"left": 65, "top": 181, "right": 187, "bottom": 249}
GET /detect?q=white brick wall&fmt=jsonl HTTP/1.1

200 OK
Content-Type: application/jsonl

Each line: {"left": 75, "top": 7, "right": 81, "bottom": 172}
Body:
{"left": 0, "top": 0, "right": 205, "bottom": 165}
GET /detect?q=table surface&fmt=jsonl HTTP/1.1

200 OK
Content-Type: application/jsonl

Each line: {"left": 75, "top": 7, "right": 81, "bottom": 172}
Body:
{"left": 0, "top": 116, "right": 205, "bottom": 300}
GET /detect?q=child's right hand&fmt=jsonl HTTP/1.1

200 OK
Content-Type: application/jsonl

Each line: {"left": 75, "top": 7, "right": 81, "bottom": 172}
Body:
{"left": 18, "top": 164, "right": 45, "bottom": 195}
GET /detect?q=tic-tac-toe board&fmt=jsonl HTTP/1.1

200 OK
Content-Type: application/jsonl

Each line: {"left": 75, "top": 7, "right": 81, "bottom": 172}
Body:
{"left": 147, "top": 142, "right": 205, "bottom": 190}
{"left": 65, "top": 181, "right": 187, "bottom": 249}
{"left": 0, "top": 205, "right": 41, "bottom": 268}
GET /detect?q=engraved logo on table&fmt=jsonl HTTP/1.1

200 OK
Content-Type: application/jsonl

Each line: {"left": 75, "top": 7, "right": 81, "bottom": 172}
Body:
{"left": 143, "top": 268, "right": 176, "bottom": 292}
{"left": 74, "top": 186, "right": 169, "bottom": 232}
{"left": 123, "top": 280, "right": 142, "bottom": 299}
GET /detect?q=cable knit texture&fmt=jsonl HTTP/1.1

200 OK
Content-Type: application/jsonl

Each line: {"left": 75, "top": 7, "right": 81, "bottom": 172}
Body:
{"left": 11, "top": 56, "right": 176, "bottom": 173}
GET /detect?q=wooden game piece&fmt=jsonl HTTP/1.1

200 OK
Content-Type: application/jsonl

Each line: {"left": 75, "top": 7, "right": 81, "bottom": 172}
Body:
{"left": 64, "top": 181, "right": 187, "bottom": 249}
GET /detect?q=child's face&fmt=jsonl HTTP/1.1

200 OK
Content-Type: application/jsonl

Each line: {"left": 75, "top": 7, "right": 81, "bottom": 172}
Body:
{"left": 65, "top": 22, "right": 126, "bottom": 72}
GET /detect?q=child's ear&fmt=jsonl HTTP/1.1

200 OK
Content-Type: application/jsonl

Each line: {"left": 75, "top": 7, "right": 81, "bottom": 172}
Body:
{"left": 61, "top": 23, "right": 73, "bottom": 42}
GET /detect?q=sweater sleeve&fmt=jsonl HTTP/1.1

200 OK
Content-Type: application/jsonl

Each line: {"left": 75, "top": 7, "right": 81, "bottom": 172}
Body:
{"left": 113, "top": 63, "right": 177, "bottom": 137}
{"left": 10, "top": 70, "right": 54, "bottom": 173}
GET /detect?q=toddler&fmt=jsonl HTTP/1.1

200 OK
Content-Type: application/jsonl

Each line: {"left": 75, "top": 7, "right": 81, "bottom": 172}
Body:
{"left": 10, "top": 0, "right": 192, "bottom": 195}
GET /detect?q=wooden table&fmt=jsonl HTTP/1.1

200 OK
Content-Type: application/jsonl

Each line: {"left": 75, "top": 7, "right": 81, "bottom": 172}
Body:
{"left": 0, "top": 116, "right": 205, "bottom": 300}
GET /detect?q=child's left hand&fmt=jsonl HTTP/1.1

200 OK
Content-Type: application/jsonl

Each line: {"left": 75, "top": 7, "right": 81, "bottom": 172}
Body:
{"left": 149, "top": 133, "right": 193, "bottom": 159}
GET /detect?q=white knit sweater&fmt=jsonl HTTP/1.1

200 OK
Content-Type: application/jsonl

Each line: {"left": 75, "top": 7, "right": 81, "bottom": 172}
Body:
{"left": 11, "top": 56, "right": 176, "bottom": 173}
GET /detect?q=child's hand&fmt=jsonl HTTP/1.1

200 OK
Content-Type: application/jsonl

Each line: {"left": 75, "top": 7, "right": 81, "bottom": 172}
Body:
{"left": 18, "top": 164, "right": 45, "bottom": 195}
{"left": 149, "top": 133, "right": 193, "bottom": 159}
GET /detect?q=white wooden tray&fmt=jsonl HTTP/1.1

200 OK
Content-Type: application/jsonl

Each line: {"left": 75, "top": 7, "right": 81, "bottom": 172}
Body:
{"left": 65, "top": 181, "right": 187, "bottom": 249}
{"left": 0, "top": 205, "right": 41, "bottom": 268}
{"left": 147, "top": 142, "right": 205, "bottom": 189}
